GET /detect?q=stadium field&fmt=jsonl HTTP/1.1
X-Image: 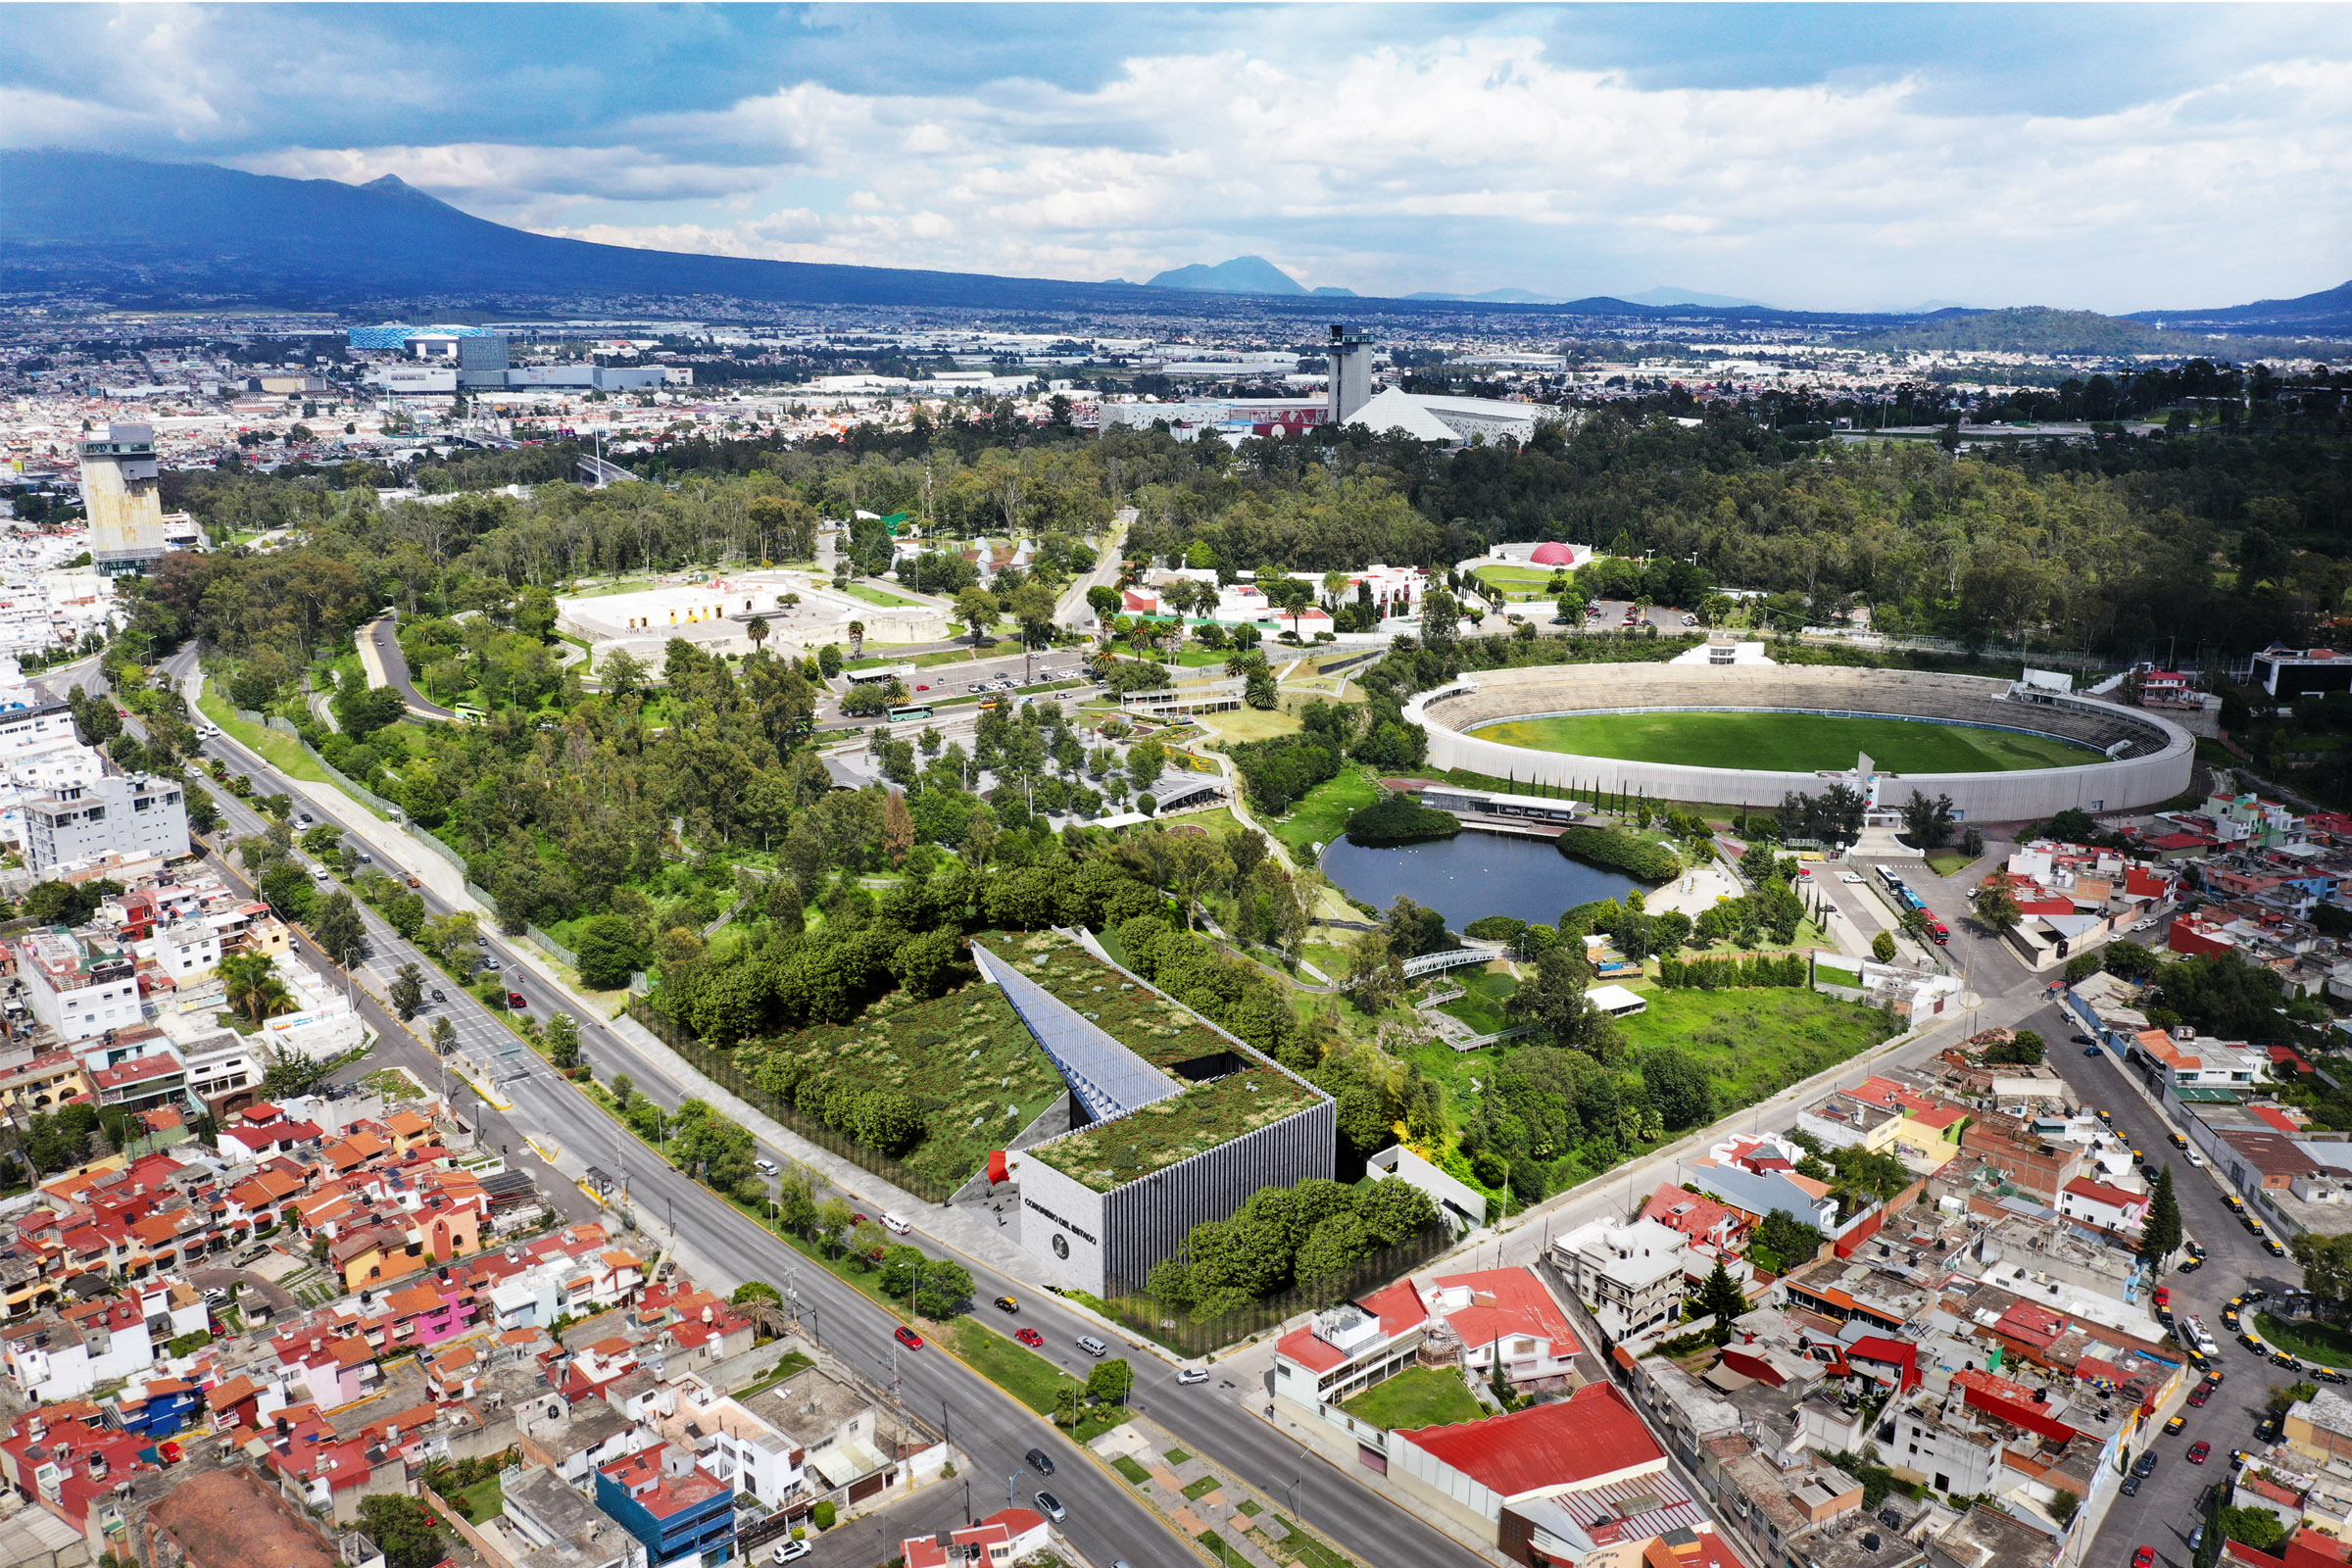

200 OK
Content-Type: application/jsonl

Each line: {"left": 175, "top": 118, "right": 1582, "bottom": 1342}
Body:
{"left": 1473, "top": 710, "right": 2099, "bottom": 773}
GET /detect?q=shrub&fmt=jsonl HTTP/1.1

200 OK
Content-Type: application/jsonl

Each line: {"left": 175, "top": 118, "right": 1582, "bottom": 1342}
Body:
{"left": 1345, "top": 795, "right": 1460, "bottom": 846}
{"left": 1557, "top": 826, "right": 1681, "bottom": 882}
{"left": 811, "top": 1500, "right": 836, "bottom": 1531}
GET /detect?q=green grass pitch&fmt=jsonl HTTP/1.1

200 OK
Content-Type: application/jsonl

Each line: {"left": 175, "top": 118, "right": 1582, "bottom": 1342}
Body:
{"left": 1474, "top": 710, "right": 2099, "bottom": 773}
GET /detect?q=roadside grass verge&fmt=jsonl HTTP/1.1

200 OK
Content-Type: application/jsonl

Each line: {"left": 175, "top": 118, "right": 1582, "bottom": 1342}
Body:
{"left": 198, "top": 687, "right": 333, "bottom": 785}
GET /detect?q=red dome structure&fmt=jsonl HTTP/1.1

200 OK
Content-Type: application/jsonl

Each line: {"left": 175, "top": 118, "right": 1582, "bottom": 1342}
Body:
{"left": 1528, "top": 542, "right": 1578, "bottom": 565}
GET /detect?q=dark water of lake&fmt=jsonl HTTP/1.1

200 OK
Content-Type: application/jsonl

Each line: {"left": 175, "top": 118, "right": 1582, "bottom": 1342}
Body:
{"left": 1318, "top": 829, "right": 1642, "bottom": 932}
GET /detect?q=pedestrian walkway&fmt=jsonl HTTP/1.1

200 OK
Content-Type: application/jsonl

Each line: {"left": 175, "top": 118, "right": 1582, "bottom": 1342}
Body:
{"left": 1091, "top": 1415, "right": 1368, "bottom": 1568}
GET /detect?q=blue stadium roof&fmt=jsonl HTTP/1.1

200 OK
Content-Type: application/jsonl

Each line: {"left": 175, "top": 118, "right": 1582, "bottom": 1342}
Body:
{"left": 975, "top": 943, "right": 1182, "bottom": 1124}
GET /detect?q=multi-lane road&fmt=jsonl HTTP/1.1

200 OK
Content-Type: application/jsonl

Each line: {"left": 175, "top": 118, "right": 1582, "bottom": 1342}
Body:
{"left": 2036, "top": 1000, "right": 2307, "bottom": 1568}
{"left": 63, "top": 648, "right": 1492, "bottom": 1568}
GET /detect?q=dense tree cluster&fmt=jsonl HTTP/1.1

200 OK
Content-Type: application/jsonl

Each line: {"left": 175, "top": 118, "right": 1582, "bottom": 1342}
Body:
{"left": 1146, "top": 1176, "right": 1439, "bottom": 1317}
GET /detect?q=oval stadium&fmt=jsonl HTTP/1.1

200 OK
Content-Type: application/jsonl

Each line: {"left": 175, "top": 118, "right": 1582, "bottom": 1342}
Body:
{"left": 1403, "top": 660, "right": 2195, "bottom": 819}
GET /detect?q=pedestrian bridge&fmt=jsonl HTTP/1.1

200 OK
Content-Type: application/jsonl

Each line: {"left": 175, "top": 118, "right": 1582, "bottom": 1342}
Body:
{"left": 1402, "top": 942, "right": 1508, "bottom": 978}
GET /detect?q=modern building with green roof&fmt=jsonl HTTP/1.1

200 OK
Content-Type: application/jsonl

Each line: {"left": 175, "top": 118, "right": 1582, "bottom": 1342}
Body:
{"left": 974, "top": 932, "right": 1334, "bottom": 1296}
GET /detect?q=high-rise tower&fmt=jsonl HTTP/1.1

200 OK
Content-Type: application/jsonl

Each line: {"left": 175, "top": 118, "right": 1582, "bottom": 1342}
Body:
{"left": 79, "top": 423, "right": 168, "bottom": 576}
{"left": 1326, "top": 324, "right": 1373, "bottom": 421}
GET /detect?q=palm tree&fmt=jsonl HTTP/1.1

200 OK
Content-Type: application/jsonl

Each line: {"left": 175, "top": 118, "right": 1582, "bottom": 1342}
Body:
{"left": 220, "top": 951, "right": 294, "bottom": 1027}
{"left": 848, "top": 619, "right": 865, "bottom": 656}
{"left": 745, "top": 615, "right": 770, "bottom": 656}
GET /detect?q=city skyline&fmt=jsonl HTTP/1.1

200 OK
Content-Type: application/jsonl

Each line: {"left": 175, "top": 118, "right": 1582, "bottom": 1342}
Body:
{"left": 4, "top": 2, "right": 2348, "bottom": 313}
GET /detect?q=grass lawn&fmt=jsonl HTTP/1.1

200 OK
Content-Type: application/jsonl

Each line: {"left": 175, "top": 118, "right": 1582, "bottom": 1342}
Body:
{"left": 1616, "top": 987, "right": 1902, "bottom": 1108}
{"left": 941, "top": 1318, "right": 1131, "bottom": 1439}
{"left": 1195, "top": 707, "right": 1303, "bottom": 745}
{"left": 1175, "top": 647, "right": 1233, "bottom": 667}
{"left": 1262, "top": 764, "right": 1381, "bottom": 861}
{"left": 197, "top": 687, "right": 333, "bottom": 785}
{"left": 452, "top": 1474, "right": 504, "bottom": 1523}
{"left": 1435, "top": 968, "right": 1519, "bottom": 1035}
{"left": 2258, "top": 1313, "right": 2352, "bottom": 1369}
{"left": 842, "top": 582, "right": 924, "bottom": 608}
{"left": 1395, "top": 982, "right": 1897, "bottom": 1183}
{"left": 1474, "top": 710, "right": 2098, "bottom": 774}
{"left": 1927, "top": 851, "right": 1980, "bottom": 877}
{"left": 1472, "top": 564, "right": 1569, "bottom": 602}
{"left": 1339, "top": 1367, "right": 1485, "bottom": 1430}
{"left": 1183, "top": 1474, "right": 1224, "bottom": 1501}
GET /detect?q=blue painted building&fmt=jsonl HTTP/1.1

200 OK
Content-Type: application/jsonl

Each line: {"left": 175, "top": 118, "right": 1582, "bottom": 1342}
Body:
{"left": 595, "top": 1445, "right": 735, "bottom": 1566}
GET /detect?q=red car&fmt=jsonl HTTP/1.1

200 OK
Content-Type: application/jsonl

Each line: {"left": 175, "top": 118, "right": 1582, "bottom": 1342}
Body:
{"left": 2189, "top": 1386, "right": 2213, "bottom": 1407}
{"left": 2187, "top": 1441, "right": 2212, "bottom": 1464}
{"left": 508, "top": 991, "right": 528, "bottom": 1008}
{"left": 2153, "top": 1287, "right": 2171, "bottom": 1308}
{"left": 895, "top": 1326, "right": 924, "bottom": 1350}
{"left": 1014, "top": 1328, "right": 1045, "bottom": 1348}
{"left": 2132, "top": 1550, "right": 2155, "bottom": 1568}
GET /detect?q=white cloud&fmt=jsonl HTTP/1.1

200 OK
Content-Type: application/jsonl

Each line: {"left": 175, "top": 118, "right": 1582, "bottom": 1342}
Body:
{"left": 149, "top": 27, "right": 2352, "bottom": 308}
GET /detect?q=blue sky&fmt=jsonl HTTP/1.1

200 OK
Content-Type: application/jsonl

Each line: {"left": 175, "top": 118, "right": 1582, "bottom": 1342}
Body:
{"left": 7, "top": 3, "right": 2348, "bottom": 312}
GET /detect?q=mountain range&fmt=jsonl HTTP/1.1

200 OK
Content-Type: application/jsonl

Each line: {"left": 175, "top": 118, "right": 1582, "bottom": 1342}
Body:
{"left": 3, "top": 152, "right": 2346, "bottom": 339}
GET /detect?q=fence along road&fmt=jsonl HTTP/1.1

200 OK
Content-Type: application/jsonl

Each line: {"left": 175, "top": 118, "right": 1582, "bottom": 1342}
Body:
{"left": 117, "top": 648, "right": 1496, "bottom": 1568}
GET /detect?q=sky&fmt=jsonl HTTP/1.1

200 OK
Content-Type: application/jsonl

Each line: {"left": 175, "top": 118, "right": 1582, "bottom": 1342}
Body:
{"left": 6, "top": 3, "right": 2349, "bottom": 313}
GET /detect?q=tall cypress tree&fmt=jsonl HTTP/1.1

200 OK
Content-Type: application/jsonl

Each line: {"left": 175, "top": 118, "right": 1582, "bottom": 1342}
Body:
{"left": 2142, "top": 1167, "right": 2183, "bottom": 1265}
{"left": 1698, "top": 1259, "right": 1747, "bottom": 1346}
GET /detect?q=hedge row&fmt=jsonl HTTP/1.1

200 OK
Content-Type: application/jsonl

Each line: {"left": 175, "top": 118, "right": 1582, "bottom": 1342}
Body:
{"left": 1654, "top": 953, "right": 1810, "bottom": 989}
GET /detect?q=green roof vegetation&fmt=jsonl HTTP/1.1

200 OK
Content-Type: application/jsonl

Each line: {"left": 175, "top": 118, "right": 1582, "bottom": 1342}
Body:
{"left": 996, "top": 932, "right": 1239, "bottom": 1070}
{"left": 1030, "top": 1064, "right": 1324, "bottom": 1193}
{"left": 734, "top": 984, "right": 1066, "bottom": 1188}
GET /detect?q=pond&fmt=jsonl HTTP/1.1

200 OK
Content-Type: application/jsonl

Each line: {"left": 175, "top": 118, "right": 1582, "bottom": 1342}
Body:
{"left": 1319, "top": 829, "right": 1642, "bottom": 932}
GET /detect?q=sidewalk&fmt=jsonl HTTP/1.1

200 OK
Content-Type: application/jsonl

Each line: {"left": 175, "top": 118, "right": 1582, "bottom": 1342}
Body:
{"left": 1091, "top": 1412, "right": 1402, "bottom": 1568}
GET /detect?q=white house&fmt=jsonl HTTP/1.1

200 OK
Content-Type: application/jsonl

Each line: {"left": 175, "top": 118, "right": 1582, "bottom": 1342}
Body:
{"left": 1549, "top": 1216, "right": 1692, "bottom": 1344}
{"left": 2056, "top": 1176, "right": 2150, "bottom": 1234}
{"left": 15, "top": 927, "right": 144, "bottom": 1043}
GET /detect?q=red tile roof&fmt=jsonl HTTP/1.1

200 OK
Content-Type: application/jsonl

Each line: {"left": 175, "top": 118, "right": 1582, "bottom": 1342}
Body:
{"left": 2062, "top": 1177, "right": 2147, "bottom": 1211}
{"left": 1430, "top": 1268, "right": 1582, "bottom": 1358}
{"left": 1394, "top": 1381, "right": 1658, "bottom": 1498}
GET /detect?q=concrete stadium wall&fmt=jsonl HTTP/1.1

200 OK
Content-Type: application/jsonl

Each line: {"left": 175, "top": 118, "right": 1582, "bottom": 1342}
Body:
{"left": 1404, "top": 663, "right": 2194, "bottom": 821}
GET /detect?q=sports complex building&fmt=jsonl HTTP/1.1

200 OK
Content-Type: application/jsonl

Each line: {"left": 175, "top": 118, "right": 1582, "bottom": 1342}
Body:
{"left": 1404, "top": 661, "right": 2196, "bottom": 820}
{"left": 974, "top": 934, "right": 1335, "bottom": 1297}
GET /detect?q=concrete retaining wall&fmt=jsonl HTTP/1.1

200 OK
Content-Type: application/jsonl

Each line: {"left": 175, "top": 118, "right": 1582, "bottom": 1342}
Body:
{"left": 1406, "top": 662, "right": 2194, "bottom": 820}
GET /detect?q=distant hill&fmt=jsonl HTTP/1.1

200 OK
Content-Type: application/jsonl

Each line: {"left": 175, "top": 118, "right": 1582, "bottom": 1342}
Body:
{"left": 1854, "top": 307, "right": 2182, "bottom": 356}
{"left": 0, "top": 149, "right": 1173, "bottom": 312}
{"left": 1622, "top": 286, "right": 1766, "bottom": 308}
{"left": 2125, "top": 278, "right": 2352, "bottom": 336}
{"left": 1145, "top": 256, "right": 1308, "bottom": 295}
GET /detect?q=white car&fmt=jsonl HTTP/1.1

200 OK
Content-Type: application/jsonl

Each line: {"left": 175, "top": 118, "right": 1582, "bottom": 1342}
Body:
{"left": 772, "top": 1541, "right": 811, "bottom": 1563}
{"left": 1839, "top": 871, "right": 1864, "bottom": 884}
{"left": 755, "top": 1158, "right": 780, "bottom": 1176}
{"left": 1176, "top": 1367, "right": 1209, "bottom": 1385}
{"left": 310, "top": 866, "right": 332, "bottom": 882}
{"left": 880, "top": 1213, "right": 911, "bottom": 1235}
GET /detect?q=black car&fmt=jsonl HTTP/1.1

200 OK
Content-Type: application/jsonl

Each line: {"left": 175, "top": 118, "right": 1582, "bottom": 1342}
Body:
{"left": 2180, "top": 1257, "right": 2205, "bottom": 1273}
{"left": 2273, "top": 1352, "right": 2302, "bottom": 1371}
{"left": 2245, "top": 1289, "right": 2269, "bottom": 1303}
{"left": 2132, "top": 1453, "right": 2159, "bottom": 1478}
{"left": 2318, "top": 1368, "right": 2349, "bottom": 1386}
{"left": 2121, "top": 1475, "right": 2142, "bottom": 1496}
{"left": 430, "top": 989, "right": 446, "bottom": 1003}
{"left": 2072, "top": 1034, "right": 2097, "bottom": 1047}
{"left": 1025, "top": 1448, "right": 1055, "bottom": 1476}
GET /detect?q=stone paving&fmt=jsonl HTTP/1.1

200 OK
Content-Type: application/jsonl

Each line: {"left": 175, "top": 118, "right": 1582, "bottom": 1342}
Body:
{"left": 1091, "top": 1414, "right": 1360, "bottom": 1568}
